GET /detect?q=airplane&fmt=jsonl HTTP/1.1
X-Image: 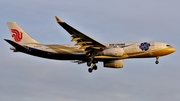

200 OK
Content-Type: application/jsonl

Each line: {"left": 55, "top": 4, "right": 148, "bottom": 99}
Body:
{"left": 4, "top": 16, "right": 176, "bottom": 73}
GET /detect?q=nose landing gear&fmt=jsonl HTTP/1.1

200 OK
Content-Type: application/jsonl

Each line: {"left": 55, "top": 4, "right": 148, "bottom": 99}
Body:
{"left": 155, "top": 56, "right": 159, "bottom": 64}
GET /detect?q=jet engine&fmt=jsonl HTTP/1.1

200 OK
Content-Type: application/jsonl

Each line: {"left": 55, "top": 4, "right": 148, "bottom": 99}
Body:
{"left": 102, "top": 48, "right": 124, "bottom": 57}
{"left": 103, "top": 60, "right": 124, "bottom": 68}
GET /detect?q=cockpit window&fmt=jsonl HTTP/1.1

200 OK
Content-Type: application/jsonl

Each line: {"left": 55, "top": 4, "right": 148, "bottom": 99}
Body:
{"left": 166, "top": 45, "right": 171, "bottom": 46}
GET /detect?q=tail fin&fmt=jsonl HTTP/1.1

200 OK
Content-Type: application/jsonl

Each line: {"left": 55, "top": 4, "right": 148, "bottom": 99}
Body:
{"left": 7, "top": 22, "right": 39, "bottom": 44}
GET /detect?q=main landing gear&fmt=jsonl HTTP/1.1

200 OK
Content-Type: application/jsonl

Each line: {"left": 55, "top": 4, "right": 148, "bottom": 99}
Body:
{"left": 86, "top": 52, "right": 98, "bottom": 73}
{"left": 87, "top": 62, "right": 98, "bottom": 73}
{"left": 155, "top": 56, "right": 159, "bottom": 64}
{"left": 88, "top": 64, "right": 97, "bottom": 73}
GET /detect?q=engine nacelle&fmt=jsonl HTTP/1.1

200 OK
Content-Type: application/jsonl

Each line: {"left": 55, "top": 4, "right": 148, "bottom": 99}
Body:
{"left": 102, "top": 48, "right": 124, "bottom": 57}
{"left": 103, "top": 60, "right": 124, "bottom": 68}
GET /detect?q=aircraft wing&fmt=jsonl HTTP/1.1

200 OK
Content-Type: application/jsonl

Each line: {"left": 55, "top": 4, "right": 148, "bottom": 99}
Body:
{"left": 55, "top": 16, "right": 107, "bottom": 51}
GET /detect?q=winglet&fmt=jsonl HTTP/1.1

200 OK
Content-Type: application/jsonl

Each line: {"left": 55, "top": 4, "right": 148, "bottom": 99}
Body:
{"left": 55, "top": 16, "right": 63, "bottom": 22}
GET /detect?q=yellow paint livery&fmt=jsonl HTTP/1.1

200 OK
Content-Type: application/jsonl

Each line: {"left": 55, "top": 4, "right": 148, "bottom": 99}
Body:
{"left": 4, "top": 16, "right": 176, "bottom": 73}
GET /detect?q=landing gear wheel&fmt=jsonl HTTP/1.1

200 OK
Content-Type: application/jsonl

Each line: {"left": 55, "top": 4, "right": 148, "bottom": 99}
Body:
{"left": 88, "top": 68, "right": 93, "bottom": 73}
{"left": 87, "top": 52, "right": 97, "bottom": 67}
{"left": 87, "top": 62, "right": 91, "bottom": 67}
{"left": 92, "top": 65, "right": 98, "bottom": 70}
{"left": 155, "top": 61, "right": 159, "bottom": 64}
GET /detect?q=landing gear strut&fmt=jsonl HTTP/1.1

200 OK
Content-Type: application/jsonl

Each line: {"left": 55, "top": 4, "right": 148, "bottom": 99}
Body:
{"left": 87, "top": 52, "right": 98, "bottom": 73}
{"left": 87, "top": 62, "right": 91, "bottom": 67}
{"left": 87, "top": 52, "right": 96, "bottom": 67}
{"left": 155, "top": 56, "right": 159, "bottom": 64}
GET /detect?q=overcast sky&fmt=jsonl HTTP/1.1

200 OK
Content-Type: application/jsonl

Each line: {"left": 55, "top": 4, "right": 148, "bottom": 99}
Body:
{"left": 0, "top": 0, "right": 180, "bottom": 101}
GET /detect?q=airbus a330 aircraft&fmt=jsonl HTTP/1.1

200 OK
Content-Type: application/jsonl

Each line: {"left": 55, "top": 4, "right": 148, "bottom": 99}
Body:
{"left": 4, "top": 16, "right": 176, "bottom": 73}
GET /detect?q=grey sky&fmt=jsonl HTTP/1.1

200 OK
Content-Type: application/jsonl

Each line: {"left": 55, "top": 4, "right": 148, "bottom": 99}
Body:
{"left": 0, "top": 0, "right": 180, "bottom": 101}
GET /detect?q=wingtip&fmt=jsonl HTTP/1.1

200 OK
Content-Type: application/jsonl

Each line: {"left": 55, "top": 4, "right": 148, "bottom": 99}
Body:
{"left": 55, "top": 16, "right": 63, "bottom": 22}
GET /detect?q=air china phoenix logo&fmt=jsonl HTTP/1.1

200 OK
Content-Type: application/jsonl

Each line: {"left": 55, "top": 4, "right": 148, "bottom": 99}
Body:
{"left": 11, "top": 29, "right": 22, "bottom": 42}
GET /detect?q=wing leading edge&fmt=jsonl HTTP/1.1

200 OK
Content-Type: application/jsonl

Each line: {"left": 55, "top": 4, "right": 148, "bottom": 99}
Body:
{"left": 55, "top": 16, "right": 107, "bottom": 51}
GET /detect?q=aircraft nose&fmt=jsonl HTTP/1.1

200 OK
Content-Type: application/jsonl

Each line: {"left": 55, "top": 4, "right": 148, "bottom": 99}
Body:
{"left": 168, "top": 46, "right": 176, "bottom": 53}
{"left": 172, "top": 47, "right": 176, "bottom": 52}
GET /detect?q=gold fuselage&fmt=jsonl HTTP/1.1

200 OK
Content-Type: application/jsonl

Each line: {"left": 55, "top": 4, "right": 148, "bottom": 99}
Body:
{"left": 23, "top": 42, "right": 175, "bottom": 61}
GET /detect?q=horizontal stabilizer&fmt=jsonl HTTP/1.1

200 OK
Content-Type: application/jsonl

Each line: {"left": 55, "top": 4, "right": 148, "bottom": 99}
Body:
{"left": 4, "top": 39, "right": 28, "bottom": 51}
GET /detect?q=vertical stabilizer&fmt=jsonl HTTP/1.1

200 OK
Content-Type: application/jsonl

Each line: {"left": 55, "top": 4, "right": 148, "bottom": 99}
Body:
{"left": 7, "top": 22, "right": 39, "bottom": 44}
